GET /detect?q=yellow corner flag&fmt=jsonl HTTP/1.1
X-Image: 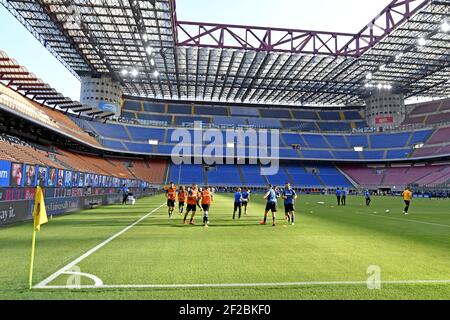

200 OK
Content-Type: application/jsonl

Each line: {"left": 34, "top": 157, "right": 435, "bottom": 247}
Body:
{"left": 29, "top": 186, "right": 48, "bottom": 289}
{"left": 32, "top": 186, "right": 48, "bottom": 231}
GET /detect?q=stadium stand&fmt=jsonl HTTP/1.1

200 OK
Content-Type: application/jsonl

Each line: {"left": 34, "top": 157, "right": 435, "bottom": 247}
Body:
{"left": 0, "top": 134, "right": 62, "bottom": 168}
{"left": 68, "top": 113, "right": 450, "bottom": 161}
{"left": 121, "top": 99, "right": 367, "bottom": 132}
{"left": 0, "top": 132, "right": 167, "bottom": 185}
{"left": 0, "top": 84, "right": 101, "bottom": 147}
{"left": 339, "top": 163, "right": 450, "bottom": 188}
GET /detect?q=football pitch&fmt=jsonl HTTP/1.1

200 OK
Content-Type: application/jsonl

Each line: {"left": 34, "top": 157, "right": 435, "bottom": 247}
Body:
{"left": 0, "top": 193, "right": 449, "bottom": 300}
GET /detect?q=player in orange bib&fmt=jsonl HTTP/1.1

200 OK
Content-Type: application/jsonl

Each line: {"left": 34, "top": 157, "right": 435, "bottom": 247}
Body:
{"left": 402, "top": 187, "right": 413, "bottom": 215}
{"left": 166, "top": 182, "right": 177, "bottom": 218}
{"left": 184, "top": 184, "right": 200, "bottom": 225}
{"left": 201, "top": 187, "right": 214, "bottom": 227}
{"left": 177, "top": 186, "right": 187, "bottom": 215}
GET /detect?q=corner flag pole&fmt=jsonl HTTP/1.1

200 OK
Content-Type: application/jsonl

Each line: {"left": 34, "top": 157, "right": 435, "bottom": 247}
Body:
{"left": 28, "top": 186, "right": 48, "bottom": 289}
{"left": 29, "top": 227, "right": 37, "bottom": 289}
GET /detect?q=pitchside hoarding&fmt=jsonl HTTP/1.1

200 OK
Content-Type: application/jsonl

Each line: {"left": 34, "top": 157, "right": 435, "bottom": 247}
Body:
{"left": 0, "top": 190, "right": 151, "bottom": 227}
{"left": 0, "top": 160, "right": 10, "bottom": 187}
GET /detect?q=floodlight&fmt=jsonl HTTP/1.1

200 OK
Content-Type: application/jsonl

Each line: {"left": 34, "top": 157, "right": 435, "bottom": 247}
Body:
{"left": 417, "top": 37, "right": 426, "bottom": 46}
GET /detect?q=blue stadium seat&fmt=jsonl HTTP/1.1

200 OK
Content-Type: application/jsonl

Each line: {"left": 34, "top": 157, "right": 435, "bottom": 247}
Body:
{"left": 265, "top": 167, "right": 291, "bottom": 185}
{"left": 279, "top": 148, "right": 300, "bottom": 158}
{"left": 282, "top": 134, "right": 308, "bottom": 147}
{"left": 319, "top": 111, "right": 341, "bottom": 121}
{"left": 320, "top": 174, "right": 352, "bottom": 187}
{"left": 409, "top": 130, "right": 433, "bottom": 145}
{"left": 213, "top": 116, "right": 248, "bottom": 127}
{"left": 121, "top": 111, "right": 136, "bottom": 119}
{"left": 301, "top": 150, "right": 334, "bottom": 159}
{"left": 370, "top": 132, "right": 411, "bottom": 148}
{"left": 206, "top": 165, "right": 242, "bottom": 185}
{"left": 170, "top": 164, "right": 204, "bottom": 185}
{"left": 325, "top": 135, "right": 349, "bottom": 149}
{"left": 168, "top": 104, "right": 192, "bottom": 115}
{"left": 143, "top": 102, "right": 165, "bottom": 113}
{"left": 363, "top": 150, "right": 385, "bottom": 160}
{"left": 127, "top": 126, "right": 166, "bottom": 142}
{"left": 136, "top": 113, "right": 171, "bottom": 124}
{"left": 123, "top": 100, "right": 141, "bottom": 111}
{"left": 230, "top": 107, "right": 260, "bottom": 117}
{"left": 292, "top": 111, "right": 319, "bottom": 120}
{"left": 318, "top": 122, "right": 351, "bottom": 131}
{"left": 302, "top": 134, "right": 328, "bottom": 148}
{"left": 241, "top": 165, "right": 267, "bottom": 186}
{"left": 353, "top": 121, "right": 369, "bottom": 129}
{"left": 386, "top": 149, "right": 411, "bottom": 159}
{"left": 259, "top": 109, "right": 291, "bottom": 119}
{"left": 333, "top": 151, "right": 361, "bottom": 160}
{"left": 284, "top": 165, "right": 322, "bottom": 187}
{"left": 126, "top": 142, "right": 153, "bottom": 154}
{"left": 195, "top": 105, "right": 228, "bottom": 116}
{"left": 174, "top": 116, "right": 211, "bottom": 125}
{"left": 282, "top": 121, "right": 318, "bottom": 131}
{"left": 347, "top": 135, "right": 369, "bottom": 148}
{"left": 102, "top": 139, "right": 126, "bottom": 151}
{"left": 344, "top": 111, "right": 363, "bottom": 120}
{"left": 247, "top": 118, "right": 282, "bottom": 128}
{"left": 156, "top": 145, "right": 174, "bottom": 155}
{"left": 89, "top": 121, "right": 130, "bottom": 140}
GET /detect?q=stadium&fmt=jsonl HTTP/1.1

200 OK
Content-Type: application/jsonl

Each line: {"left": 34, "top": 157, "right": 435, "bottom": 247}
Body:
{"left": 0, "top": 0, "right": 449, "bottom": 301}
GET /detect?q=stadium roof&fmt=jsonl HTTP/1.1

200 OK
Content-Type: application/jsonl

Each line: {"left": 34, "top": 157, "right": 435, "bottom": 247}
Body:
{"left": 1, "top": 0, "right": 449, "bottom": 106}
{"left": 0, "top": 50, "right": 115, "bottom": 118}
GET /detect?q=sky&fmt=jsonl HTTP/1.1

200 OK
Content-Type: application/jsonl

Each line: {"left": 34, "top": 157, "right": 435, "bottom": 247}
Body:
{"left": 0, "top": 0, "right": 393, "bottom": 102}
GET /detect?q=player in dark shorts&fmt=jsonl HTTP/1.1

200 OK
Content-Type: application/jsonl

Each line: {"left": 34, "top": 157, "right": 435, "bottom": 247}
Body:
{"left": 260, "top": 184, "right": 278, "bottom": 226}
{"left": 282, "top": 182, "right": 298, "bottom": 225}
{"left": 336, "top": 188, "right": 342, "bottom": 206}
{"left": 364, "top": 190, "right": 371, "bottom": 206}
{"left": 184, "top": 184, "right": 200, "bottom": 225}
{"left": 201, "top": 187, "right": 213, "bottom": 227}
{"left": 233, "top": 187, "right": 243, "bottom": 220}
{"left": 241, "top": 188, "right": 251, "bottom": 215}
{"left": 177, "top": 186, "right": 187, "bottom": 215}
{"left": 166, "top": 182, "right": 177, "bottom": 218}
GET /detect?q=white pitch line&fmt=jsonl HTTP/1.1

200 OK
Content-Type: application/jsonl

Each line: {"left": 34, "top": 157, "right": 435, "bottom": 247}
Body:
{"left": 34, "top": 203, "right": 165, "bottom": 289}
{"left": 355, "top": 212, "right": 450, "bottom": 229}
{"left": 37, "top": 279, "right": 450, "bottom": 290}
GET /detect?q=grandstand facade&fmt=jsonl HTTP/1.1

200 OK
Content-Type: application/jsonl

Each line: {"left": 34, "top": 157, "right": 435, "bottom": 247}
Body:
{"left": 0, "top": 0, "right": 449, "bottom": 225}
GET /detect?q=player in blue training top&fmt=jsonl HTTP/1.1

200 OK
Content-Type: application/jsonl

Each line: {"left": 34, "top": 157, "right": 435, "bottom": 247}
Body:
{"left": 233, "top": 187, "right": 243, "bottom": 220}
{"left": 260, "top": 184, "right": 278, "bottom": 226}
{"left": 336, "top": 188, "right": 342, "bottom": 206}
{"left": 282, "top": 182, "right": 298, "bottom": 225}
{"left": 341, "top": 188, "right": 347, "bottom": 206}
{"left": 365, "top": 189, "right": 371, "bottom": 206}
{"left": 241, "top": 188, "right": 251, "bottom": 215}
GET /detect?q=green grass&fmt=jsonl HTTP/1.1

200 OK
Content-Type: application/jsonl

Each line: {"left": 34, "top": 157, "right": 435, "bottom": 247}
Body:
{"left": 0, "top": 193, "right": 449, "bottom": 300}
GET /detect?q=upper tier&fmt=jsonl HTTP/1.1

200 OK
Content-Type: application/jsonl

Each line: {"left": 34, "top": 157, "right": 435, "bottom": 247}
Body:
{"left": 403, "top": 99, "right": 450, "bottom": 127}
{"left": 120, "top": 99, "right": 368, "bottom": 132}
